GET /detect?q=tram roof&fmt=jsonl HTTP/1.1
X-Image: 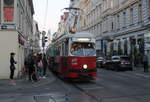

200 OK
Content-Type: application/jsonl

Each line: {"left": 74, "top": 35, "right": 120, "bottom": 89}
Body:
{"left": 49, "top": 32, "right": 95, "bottom": 43}
{"left": 70, "top": 32, "right": 95, "bottom": 38}
{"left": 53, "top": 32, "right": 95, "bottom": 42}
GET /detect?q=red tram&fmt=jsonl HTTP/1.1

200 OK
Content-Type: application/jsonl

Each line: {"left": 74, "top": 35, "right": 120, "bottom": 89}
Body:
{"left": 46, "top": 32, "right": 97, "bottom": 80}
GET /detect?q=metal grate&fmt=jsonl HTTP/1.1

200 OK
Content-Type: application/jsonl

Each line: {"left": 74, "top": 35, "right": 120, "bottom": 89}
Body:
{"left": 33, "top": 93, "right": 68, "bottom": 102}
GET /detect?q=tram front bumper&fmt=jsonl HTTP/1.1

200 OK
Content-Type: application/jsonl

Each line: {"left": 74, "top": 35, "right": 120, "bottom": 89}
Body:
{"left": 68, "top": 69, "right": 97, "bottom": 78}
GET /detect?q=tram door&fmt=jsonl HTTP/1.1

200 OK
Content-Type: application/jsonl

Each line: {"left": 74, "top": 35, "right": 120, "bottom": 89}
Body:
{"left": 61, "top": 40, "right": 69, "bottom": 75}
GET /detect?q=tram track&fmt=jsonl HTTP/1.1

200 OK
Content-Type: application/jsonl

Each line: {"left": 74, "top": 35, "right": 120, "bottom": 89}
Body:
{"left": 50, "top": 68, "right": 105, "bottom": 102}
{"left": 71, "top": 82, "right": 102, "bottom": 102}
{"left": 50, "top": 69, "right": 150, "bottom": 102}
{"left": 52, "top": 71, "right": 102, "bottom": 102}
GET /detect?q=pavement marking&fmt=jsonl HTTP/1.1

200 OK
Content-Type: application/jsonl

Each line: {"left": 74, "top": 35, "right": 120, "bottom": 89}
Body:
{"left": 115, "top": 72, "right": 141, "bottom": 79}
{"left": 134, "top": 73, "right": 150, "bottom": 78}
{"left": 75, "top": 83, "right": 104, "bottom": 90}
{"left": 81, "top": 86, "right": 104, "bottom": 90}
{"left": 34, "top": 93, "right": 68, "bottom": 102}
{"left": 99, "top": 69, "right": 150, "bottom": 79}
{"left": 103, "top": 71, "right": 131, "bottom": 80}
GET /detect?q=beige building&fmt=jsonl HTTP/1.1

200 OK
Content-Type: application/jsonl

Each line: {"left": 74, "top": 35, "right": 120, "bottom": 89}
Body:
{"left": 32, "top": 20, "right": 40, "bottom": 53}
{"left": 69, "top": 0, "right": 150, "bottom": 65}
{"left": 56, "top": 12, "right": 69, "bottom": 38}
{"left": 74, "top": 0, "right": 150, "bottom": 62}
{"left": 0, "top": 0, "right": 34, "bottom": 79}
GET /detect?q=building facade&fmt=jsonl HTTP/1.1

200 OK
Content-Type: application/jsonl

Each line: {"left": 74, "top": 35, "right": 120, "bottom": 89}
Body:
{"left": 32, "top": 20, "right": 40, "bottom": 53}
{"left": 0, "top": 0, "right": 34, "bottom": 79}
{"left": 73, "top": 0, "right": 150, "bottom": 65}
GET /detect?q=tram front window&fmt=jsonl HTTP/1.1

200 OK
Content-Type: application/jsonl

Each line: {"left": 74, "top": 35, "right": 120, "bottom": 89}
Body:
{"left": 70, "top": 42, "right": 96, "bottom": 56}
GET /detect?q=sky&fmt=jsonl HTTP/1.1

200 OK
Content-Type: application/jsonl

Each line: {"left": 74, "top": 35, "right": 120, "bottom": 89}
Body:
{"left": 33, "top": 0, "right": 70, "bottom": 34}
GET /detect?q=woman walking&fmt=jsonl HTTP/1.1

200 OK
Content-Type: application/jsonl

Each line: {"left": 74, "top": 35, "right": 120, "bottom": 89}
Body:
{"left": 10, "top": 52, "right": 17, "bottom": 85}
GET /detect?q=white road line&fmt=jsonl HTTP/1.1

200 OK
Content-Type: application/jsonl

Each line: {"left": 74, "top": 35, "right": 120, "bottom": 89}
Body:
{"left": 81, "top": 86, "right": 104, "bottom": 90}
{"left": 134, "top": 73, "right": 150, "bottom": 78}
{"left": 115, "top": 72, "right": 141, "bottom": 79}
{"left": 100, "top": 69, "right": 149, "bottom": 79}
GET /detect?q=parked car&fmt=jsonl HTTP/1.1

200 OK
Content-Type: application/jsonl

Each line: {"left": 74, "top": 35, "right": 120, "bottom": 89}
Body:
{"left": 102, "top": 57, "right": 112, "bottom": 69}
{"left": 96, "top": 57, "right": 105, "bottom": 68}
{"left": 111, "top": 56, "right": 132, "bottom": 71}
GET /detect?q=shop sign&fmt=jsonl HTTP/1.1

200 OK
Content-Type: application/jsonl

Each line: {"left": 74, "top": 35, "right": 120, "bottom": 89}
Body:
{"left": 3, "top": 7, "right": 14, "bottom": 22}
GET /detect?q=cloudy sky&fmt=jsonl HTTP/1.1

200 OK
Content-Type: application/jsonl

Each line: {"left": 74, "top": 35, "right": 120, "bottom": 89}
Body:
{"left": 33, "top": 0, "right": 70, "bottom": 34}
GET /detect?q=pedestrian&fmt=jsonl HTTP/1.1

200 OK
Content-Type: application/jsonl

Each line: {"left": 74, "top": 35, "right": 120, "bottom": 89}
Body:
{"left": 37, "top": 54, "right": 43, "bottom": 78}
{"left": 42, "top": 54, "right": 48, "bottom": 78}
{"left": 24, "top": 57, "right": 29, "bottom": 80}
{"left": 28, "top": 54, "right": 37, "bottom": 82}
{"left": 10, "top": 52, "right": 17, "bottom": 85}
{"left": 143, "top": 54, "right": 149, "bottom": 72}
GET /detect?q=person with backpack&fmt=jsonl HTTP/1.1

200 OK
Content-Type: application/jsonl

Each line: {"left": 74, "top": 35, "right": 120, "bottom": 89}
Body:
{"left": 37, "top": 54, "right": 43, "bottom": 78}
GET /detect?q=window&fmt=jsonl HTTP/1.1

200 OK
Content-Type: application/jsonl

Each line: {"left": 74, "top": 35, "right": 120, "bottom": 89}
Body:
{"left": 70, "top": 42, "right": 96, "bottom": 56}
{"left": 138, "top": 4, "right": 142, "bottom": 22}
{"left": 98, "top": 23, "right": 100, "bottom": 35}
{"left": 148, "top": 0, "right": 150, "bottom": 18}
{"left": 98, "top": 4, "right": 101, "bottom": 17}
{"left": 123, "top": 11, "right": 126, "bottom": 27}
{"left": 103, "top": 18, "right": 106, "bottom": 32}
{"left": 96, "top": 6, "right": 98, "bottom": 20}
{"left": 117, "top": 14, "right": 120, "bottom": 29}
{"left": 106, "top": 17, "right": 108, "bottom": 32}
{"left": 130, "top": 8, "right": 134, "bottom": 25}
{"left": 0, "top": 2, "right": 1, "bottom": 24}
{"left": 103, "top": 0, "right": 107, "bottom": 10}
{"left": 99, "top": 4, "right": 102, "bottom": 16}
{"left": 3, "top": 0, "right": 15, "bottom": 23}
{"left": 110, "top": 0, "right": 113, "bottom": 8}
{"left": 100, "top": 23, "right": 102, "bottom": 35}
{"left": 111, "top": 22, "right": 114, "bottom": 30}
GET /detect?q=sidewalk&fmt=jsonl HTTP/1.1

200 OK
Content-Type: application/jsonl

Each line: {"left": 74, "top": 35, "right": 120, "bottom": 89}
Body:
{"left": 0, "top": 71, "right": 55, "bottom": 92}
{"left": 133, "top": 66, "right": 150, "bottom": 75}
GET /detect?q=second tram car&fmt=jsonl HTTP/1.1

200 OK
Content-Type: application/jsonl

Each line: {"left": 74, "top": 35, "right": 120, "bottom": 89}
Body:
{"left": 46, "top": 32, "right": 97, "bottom": 80}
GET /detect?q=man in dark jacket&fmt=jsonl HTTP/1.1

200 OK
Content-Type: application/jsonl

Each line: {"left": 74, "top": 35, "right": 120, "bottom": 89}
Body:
{"left": 10, "top": 52, "right": 17, "bottom": 85}
{"left": 43, "top": 54, "right": 48, "bottom": 77}
{"left": 28, "top": 54, "right": 37, "bottom": 81}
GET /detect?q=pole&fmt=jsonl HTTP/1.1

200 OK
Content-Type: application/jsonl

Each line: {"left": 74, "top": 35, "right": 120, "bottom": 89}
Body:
{"left": 43, "top": 46, "right": 44, "bottom": 54}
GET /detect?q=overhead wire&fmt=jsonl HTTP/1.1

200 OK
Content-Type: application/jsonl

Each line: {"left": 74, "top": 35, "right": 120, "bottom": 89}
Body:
{"left": 33, "top": 0, "right": 42, "bottom": 27}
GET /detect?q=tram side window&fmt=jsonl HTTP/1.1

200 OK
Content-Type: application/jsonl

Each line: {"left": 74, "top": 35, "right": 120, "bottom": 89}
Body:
{"left": 65, "top": 41, "right": 68, "bottom": 56}
{"left": 62, "top": 43, "right": 65, "bottom": 56}
{"left": 62, "top": 42, "right": 68, "bottom": 56}
{"left": 56, "top": 47, "right": 60, "bottom": 56}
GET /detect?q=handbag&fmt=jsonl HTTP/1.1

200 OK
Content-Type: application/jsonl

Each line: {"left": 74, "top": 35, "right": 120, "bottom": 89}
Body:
{"left": 38, "top": 60, "right": 43, "bottom": 68}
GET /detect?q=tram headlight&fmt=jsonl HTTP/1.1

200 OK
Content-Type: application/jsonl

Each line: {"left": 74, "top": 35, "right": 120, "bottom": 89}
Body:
{"left": 83, "top": 64, "right": 88, "bottom": 69}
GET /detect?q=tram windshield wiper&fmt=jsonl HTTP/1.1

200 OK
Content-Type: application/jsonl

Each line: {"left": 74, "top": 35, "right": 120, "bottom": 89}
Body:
{"left": 86, "top": 49, "right": 96, "bottom": 56}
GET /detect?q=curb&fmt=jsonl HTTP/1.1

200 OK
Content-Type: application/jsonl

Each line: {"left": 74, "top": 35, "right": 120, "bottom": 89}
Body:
{"left": 0, "top": 72, "right": 56, "bottom": 91}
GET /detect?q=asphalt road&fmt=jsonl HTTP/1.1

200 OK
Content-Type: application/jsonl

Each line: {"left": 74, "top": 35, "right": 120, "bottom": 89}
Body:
{"left": 0, "top": 68, "right": 150, "bottom": 102}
